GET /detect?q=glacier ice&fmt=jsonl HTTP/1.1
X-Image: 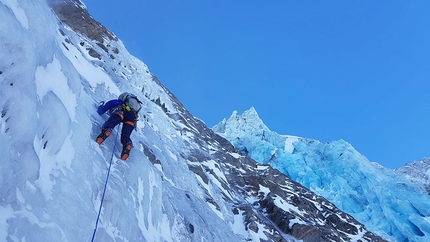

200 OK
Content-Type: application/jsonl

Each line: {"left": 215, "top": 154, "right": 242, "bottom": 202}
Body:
{"left": 213, "top": 107, "right": 430, "bottom": 242}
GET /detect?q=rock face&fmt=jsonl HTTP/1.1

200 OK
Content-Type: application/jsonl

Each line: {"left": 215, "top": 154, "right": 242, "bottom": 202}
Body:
{"left": 208, "top": 141, "right": 385, "bottom": 241}
{"left": 48, "top": 0, "right": 118, "bottom": 60}
{"left": 1, "top": 0, "right": 386, "bottom": 241}
{"left": 49, "top": 0, "right": 117, "bottom": 43}
{"left": 184, "top": 132, "right": 386, "bottom": 241}
{"left": 212, "top": 107, "right": 430, "bottom": 241}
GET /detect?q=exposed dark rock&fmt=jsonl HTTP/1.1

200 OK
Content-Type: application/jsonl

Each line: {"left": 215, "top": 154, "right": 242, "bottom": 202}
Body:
{"left": 187, "top": 164, "right": 208, "bottom": 184}
{"left": 291, "top": 224, "right": 321, "bottom": 242}
{"left": 1, "top": 108, "right": 7, "bottom": 118}
{"left": 188, "top": 223, "right": 194, "bottom": 234}
{"left": 141, "top": 142, "right": 161, "bottom": 166}
{"left": 96, "top": 42, "right": 109, "bottom": 53}
{"left": 61, "top": 42, "right": 69, "bottom": 51}
{"left": 48, "top": 0, "right": 117, "bottom": 43}
{"left": 87, "top": 48, "right": 101, "bottom": 60}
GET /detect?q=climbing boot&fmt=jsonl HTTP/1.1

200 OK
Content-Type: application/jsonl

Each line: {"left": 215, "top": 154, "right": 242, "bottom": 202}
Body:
{"left": 120, "top": 143, "right": 133, "bottom": 160}
{"left": 96, "top": 129, "right": 112, "bottom": 144}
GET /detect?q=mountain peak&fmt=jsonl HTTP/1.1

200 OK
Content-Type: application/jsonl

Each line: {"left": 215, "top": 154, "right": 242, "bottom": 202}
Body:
{"left": 242, "top": 106, "right": 259, "bottom": 117}
{"left": 229, "top": 107, "right": 262, "bottom": 124}
{"left": 213, "top": 107, "right": 270, "bottom": 137}
{"left": 213, "top": 106, "right": 430, "bottom": 242}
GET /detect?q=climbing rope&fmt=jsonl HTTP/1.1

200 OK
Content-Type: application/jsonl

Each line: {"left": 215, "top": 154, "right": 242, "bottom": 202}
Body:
{"left": 91, "top": 126, "right": 120, "bottom": 242}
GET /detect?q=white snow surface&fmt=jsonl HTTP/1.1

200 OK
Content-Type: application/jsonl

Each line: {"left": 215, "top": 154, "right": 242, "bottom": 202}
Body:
{"left": 0, "top": 1, "right": 301, "bottom": 241}
{"left": 213, "top": 107, "right": 430, "bottom": 242}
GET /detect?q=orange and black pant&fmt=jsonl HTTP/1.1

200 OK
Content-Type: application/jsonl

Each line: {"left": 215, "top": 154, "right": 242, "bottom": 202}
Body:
{"left": 102, "top": 110, "right": 136, "bottom": 146}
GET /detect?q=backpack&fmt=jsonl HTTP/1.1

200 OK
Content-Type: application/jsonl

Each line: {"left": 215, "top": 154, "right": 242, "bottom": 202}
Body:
{"left": 118, "top": 92, "right": 142, "bottom": 113}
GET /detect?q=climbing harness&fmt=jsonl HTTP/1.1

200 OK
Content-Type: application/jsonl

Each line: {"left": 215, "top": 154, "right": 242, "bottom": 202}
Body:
{"left": 91, "top": 125, "right": 119, "bottom": 242}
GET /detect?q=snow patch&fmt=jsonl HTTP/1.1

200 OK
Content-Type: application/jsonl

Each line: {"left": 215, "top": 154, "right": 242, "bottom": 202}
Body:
{"left": 35, "top": 56, "right": 77, "bottom": 120}
{"left": 229, "top": 152, "right": 242, "bottom": 159}
{"left": 1, "top": 0, "right": 29, "bottom": 29}
{"left": 57, "top": 33, "right": 120, "bottom": 95}
{"left": 284, "top": 135, "right": 300, "bottom": 153}
{"left": 33, "top": 132, "right": 75, "bottom": 200}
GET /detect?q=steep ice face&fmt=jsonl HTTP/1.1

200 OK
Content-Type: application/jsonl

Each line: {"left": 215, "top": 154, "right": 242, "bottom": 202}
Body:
{"left": 0, "top": 1, "right": 236, "bottom": 240}
{"left": 0, "top": 0, "right": 387, "bottom": 241}
{"left": 213, "top": 108, "right": 430, "bottom": 242}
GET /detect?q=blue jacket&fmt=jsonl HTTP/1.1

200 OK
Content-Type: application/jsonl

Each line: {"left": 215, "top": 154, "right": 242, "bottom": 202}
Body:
{"left": 97, "top": 99, "right": 124, "bottom": 115}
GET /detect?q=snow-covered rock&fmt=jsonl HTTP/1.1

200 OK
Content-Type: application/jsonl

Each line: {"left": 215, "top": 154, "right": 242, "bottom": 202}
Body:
{"left": 213, "top": 107, "right": 430, "bottom": 242}
{"left": 0, "top": 0, "right": 385, "bottom": 241}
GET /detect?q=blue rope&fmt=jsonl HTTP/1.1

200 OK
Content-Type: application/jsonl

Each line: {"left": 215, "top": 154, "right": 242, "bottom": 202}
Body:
{"left": 91, "top": 126, "right": 119, "bottom": 242}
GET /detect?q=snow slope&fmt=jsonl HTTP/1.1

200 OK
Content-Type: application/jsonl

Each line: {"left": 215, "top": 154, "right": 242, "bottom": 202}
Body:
{"left": 0, "top": 0, "right": 386, "bottom": 241}
{"left": 213, "top": 107, "right": 430, "bottom": 242}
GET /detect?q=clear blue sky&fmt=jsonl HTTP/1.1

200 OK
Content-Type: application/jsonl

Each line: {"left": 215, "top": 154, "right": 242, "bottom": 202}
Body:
{"left": 83, "top": 0, "right": 430, "bottom": 169}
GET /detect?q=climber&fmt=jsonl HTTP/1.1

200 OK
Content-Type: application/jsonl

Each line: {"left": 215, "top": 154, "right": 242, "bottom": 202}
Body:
{"left": 96, "top": 92, "right": 142, "bottom": 160}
